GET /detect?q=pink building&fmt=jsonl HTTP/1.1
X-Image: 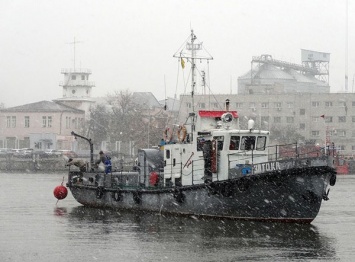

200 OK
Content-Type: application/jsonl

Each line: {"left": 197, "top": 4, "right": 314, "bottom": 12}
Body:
{"left": 0, "top": 101, "right": 85, "bottom": 150}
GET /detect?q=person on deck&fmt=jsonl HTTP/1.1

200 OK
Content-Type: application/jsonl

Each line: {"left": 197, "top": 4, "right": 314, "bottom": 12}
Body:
{"left": 66, "top": 158, "right": 87, "bottom": 172}
{"left": 94, "top": 151, "right": 106, "bottom": 168}
{"left": 104, "top": 156, "right": 112, "bottom": 174}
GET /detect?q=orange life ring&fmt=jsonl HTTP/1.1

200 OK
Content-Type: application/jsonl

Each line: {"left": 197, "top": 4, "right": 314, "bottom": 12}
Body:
{"left": 177, "top": 125, "right": 187, "bottom": 142}
{"left": 163, "top": 127, "right": 172, "bottom": 142}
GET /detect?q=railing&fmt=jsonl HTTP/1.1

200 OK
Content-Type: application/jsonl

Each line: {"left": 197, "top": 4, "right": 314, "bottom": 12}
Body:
{"left": 59, "top": 80, "right": 95, "bottom": 87}
{"left": 61, "top": 68, "right": 92, "bottom": 74}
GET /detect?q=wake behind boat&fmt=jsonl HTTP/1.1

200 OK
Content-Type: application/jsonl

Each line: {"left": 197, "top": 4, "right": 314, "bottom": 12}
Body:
{"left": 66, "top": 31, "right": 337, "bottom": 223}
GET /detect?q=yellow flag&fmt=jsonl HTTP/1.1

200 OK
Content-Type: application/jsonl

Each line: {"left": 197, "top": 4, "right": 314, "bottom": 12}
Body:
{"left": 181, "top": 58, "right": 185, "bottom": 69}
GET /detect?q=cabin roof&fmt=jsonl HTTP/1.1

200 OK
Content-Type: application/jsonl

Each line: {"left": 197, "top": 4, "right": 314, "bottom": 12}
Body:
{"left": 198, "top": 110, "right": 238, "bottom": 118}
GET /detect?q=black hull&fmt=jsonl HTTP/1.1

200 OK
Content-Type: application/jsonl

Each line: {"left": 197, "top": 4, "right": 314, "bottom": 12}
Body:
{"left": 68, "top": 166, "right": 336, "bottom": 223}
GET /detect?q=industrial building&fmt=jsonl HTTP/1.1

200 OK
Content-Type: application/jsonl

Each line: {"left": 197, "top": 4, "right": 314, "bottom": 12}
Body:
{"left": 179, "top": 50, "right": 355, "bottom": 156}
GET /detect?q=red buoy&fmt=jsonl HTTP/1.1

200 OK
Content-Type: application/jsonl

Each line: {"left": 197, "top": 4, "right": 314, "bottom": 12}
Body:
{"left": 53, "top": 185, "right": 68, "bottom": 200}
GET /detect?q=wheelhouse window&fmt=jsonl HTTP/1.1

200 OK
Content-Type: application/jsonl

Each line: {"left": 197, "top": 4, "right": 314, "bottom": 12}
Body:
{"left": 256, "top": 136, "right": 267, "bottom": 151}
{"left": 240, "top": 136, "right": 256, "bottom": 150}
{"left": 213, "top": 136, "right": 224, "bottom": 150}
{"left": 229, "top": 136, "right": 240, "bottom": 150}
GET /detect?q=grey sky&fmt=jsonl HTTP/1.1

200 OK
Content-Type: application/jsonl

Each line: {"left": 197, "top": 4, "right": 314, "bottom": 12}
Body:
{"left": 0, "top": 0, "right": 354, "bottom": 107}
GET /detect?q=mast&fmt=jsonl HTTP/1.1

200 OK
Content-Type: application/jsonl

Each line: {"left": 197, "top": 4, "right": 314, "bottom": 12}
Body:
{"left": 190, "top": 30, "right": 197, "bottom": 134}
{"left": 173, "top": 30, "right": 213, "bottom": 142}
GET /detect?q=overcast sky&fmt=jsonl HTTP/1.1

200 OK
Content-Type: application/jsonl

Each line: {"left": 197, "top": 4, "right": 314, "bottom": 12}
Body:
{"left": 1, "top": 0, "right": 354, "bottom": 107}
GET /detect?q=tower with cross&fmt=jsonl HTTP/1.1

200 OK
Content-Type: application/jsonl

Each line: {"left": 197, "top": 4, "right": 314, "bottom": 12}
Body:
{"left": 55, "top": 38, "right": 95, "bottom": 117}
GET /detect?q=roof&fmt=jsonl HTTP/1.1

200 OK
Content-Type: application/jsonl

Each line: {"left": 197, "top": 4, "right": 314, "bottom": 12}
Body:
{"left": 238, "top": 64, "right": 328, "bottom": 86}
{"left": 0, "top": 100, "right": 84, "bottom": 113}
{"left": 254, "top": 64, "right": 294, "bottom": 80}
{"left": 132, "top": 92, "right": 161, "bottom": 108}
{"left": 158, "top": 97, "right": 180, "bottom": 112}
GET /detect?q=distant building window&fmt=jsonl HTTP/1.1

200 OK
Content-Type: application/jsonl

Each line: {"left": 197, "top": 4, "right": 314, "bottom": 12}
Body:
{"left": 286, "top": 117, "right": 294, "bottom": 123}
{"left": 48, "top": 116, "right": 52, "bottom": 128}
{"left": 339, "top": 101, "right": 346, "bottom": 107}
{"left": 338, "top": 116, "right": 346, "bottom": 123}
{"left": 352, "top": 145, "right": 355, "bottom": 151}
{"left": 274, "top": 117, "right": 281, "bottom": 123}
{"left": 198, "top": 103, "right": 205, "bottom": 109}
{"left": 261, "top": 116, "right": 269, "bottom": 122}
{"left": 325, "top": 101, "right": 333, "bottom": 107}
{"left": 311, "top": 117, "right": 319, "bottom": 122}
{"left": 325, "top": 116, "right": 333, "bottom": 123}
{"left": 338, "top": 130, "right": 346, "bottom": 137}
{"left": 274, "top": 102, "right": 282, "bottom": 108}
{"left": 212, "top": 103, "right": 218, "bottom": 108}
{"left": 312, "top": 101, "right": 320, "bottom": 107}
{"left": 11, "top": 116, "right": 16, "bottom": 128}
{"left": 352, "top": 116, "right": 355, "bottom": 122}
{"left": 81, "top": 75, "right": 85, "bottom": 80}
{"left": 235, "top": 103, "right": 243, "bottom": 108}
{"left": 72, "top": 89, "right": 76, "bottom": 94}
{"left": 286, "top": 102, "right": 293, "bottom": 108}
{"left": 339, "top": 145, "right": 345, "bottom": 151}
{"left": 300, "top": 109, "right": 305, "bottom": 115}
{"left": 300, "top": 123, "right": 305, "bottom": 130}
{"left": 72, "top": 118, "right": 79, "bottom": 129}
{"left": 42, "top": 116, "right": 47, "bottom": 127}
{"left": 352, "top": 101, "right": 355, "bottom": 107}
{"left": 6, "top": 116, "right": 11, "bottom": 128}
{"left": 311, "top": 131, "right": 320, "bottom": 137}
{"left": 25, "top": 116, "right": 30, "bottom": 128}
{"left": 71, "top": 75, "right": 76, "bottom": 80}
{"left": 261, "top": 102, "right": 269, "bottom": 108}
{"left": 249, "top": 102, "right": 256, "bottom": 108}
{"left": 186, "top": 102, "right": 191, "bottom": 108}
{"left": 66, "top": 117, "right": 71, "bottom": 129}
{"left": 329, "top": 130, "right": 337, "bottom": 136}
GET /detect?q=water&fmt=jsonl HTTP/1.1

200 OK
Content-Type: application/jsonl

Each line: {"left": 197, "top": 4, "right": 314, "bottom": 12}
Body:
{"left": 0, "top": 172, "right": 354, "bottom": 262}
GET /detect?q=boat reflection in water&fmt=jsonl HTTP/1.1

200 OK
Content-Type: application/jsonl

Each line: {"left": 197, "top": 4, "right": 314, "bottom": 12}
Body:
{"left": 67, "top": 206, "right": 336, "bottom": 261}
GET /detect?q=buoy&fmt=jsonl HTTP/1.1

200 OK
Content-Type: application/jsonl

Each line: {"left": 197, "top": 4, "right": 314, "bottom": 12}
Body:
{"left": 53, "top": 185, "right": 68, "bottom": 200}
{"left": 53, "top": 176, "right": 68, "bottom": 200}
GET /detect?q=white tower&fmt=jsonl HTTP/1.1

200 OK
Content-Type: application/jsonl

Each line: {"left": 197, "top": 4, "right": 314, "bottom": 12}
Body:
{"left": 59, "top": 68, "right": 95, "bottom": 98}
{"left": 54, "top": 68, "right": 95, "bottom": 118}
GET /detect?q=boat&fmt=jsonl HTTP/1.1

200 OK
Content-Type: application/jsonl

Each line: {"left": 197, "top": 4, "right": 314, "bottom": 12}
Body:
{"left": 66, "top": 30, "right": 337, "bottom": 223}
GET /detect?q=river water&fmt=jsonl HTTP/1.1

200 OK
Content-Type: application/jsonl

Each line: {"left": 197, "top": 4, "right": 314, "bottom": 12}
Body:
{"left": 0, "top": 172, "right": 354, "bottom": 262}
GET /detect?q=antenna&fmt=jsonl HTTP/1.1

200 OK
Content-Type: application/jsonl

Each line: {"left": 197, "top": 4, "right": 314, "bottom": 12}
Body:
{"left": 345, "top": 0, "right": 349, "bottom": 92}
{"left": 67, "top": 37, "right": 83, "bottom": 69}
{"left": 164, "top": 74, "right": 167, "bottom": 110}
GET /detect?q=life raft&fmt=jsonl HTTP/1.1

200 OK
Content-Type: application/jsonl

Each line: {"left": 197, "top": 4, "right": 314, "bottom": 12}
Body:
{"left": 177, "top": 125, "right": 187, "bottom": 143}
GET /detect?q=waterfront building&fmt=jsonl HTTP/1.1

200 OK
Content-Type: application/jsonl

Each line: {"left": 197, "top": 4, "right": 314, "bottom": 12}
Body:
{"left": 0, "top": 101, "right": 84, "bottom": 149}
